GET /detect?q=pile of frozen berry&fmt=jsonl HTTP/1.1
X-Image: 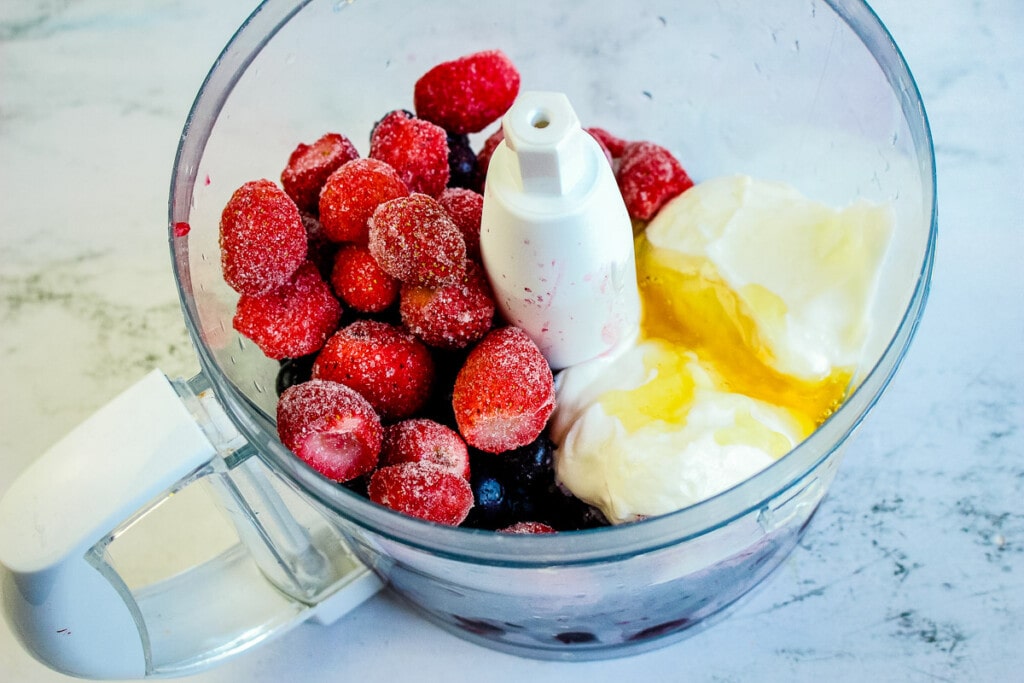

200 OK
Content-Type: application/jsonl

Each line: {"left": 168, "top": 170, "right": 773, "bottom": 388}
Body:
{"left": 219, "top": 50, "right": 693, "bottom": 531}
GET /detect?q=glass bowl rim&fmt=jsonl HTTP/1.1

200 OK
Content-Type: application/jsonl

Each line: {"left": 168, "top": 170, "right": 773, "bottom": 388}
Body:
{"left": 167, "top": 0, "right": 938, "bottom": 567}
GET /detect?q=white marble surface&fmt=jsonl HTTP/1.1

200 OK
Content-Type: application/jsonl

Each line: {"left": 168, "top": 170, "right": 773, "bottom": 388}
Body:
{"left": 1, "top": 1, "right": 1021, "bottom": 681}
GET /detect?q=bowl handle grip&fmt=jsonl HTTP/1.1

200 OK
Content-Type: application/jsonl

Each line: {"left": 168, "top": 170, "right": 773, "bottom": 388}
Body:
{"left": 0, "top": 370, "right": 381, "bottom": 679}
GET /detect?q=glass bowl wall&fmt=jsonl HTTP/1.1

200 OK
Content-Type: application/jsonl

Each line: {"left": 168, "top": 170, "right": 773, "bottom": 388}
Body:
{"left": 169, "top": 0, "right": 934, "bottom": 660}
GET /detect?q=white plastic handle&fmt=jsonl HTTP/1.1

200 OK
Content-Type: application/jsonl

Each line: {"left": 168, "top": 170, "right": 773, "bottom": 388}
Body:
{"left": 480, "top": 91, "right": 640, "bottom": 369}
{"left": 0, "top": 370, "right": 381, "bottom": 679}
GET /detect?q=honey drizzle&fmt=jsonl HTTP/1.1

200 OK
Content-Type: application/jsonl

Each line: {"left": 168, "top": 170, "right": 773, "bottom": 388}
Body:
{"left": 598, "top": 234, "right": 851, "bottom": 437}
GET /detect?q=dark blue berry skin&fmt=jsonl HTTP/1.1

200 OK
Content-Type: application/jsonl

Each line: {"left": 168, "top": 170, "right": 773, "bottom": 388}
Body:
{"left": 462, "top": 435, "right": 608, "bottom": 531}
{"left": 276, "top": 355, "right": 317, "bottom": 395}
{"left": 544, "top": 486, "right": 609, "bottom": 530}
{"left": 339, "top": 474, "right": 369, "bottom": 498}
{"left": 417, "top": 348, "right": 469, "bottom": 430}
{"left": 446, "top": 133, "right": 479, "bottom": 190}
{"left": 463, "top": 456, "right": 512, "bottom": 529}
{"left": 555, "top": 631, "right": 597, "bottom": 644}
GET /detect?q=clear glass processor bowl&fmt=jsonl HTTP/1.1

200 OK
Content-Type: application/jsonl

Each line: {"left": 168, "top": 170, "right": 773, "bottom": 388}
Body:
{"left": 169, "top": 0, "right": 936, "bottom": 661}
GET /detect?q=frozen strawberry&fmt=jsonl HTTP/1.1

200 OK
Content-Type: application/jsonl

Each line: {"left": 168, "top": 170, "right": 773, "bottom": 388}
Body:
{"left": 330, "top": 244, "right": 399, "bottom": 314}
{"left": 233, "top": 261, "right": 342, "bottom": 360}
{"left": 498, "top": 522, "right": 557, "bottom": 534}
{"left": 437, "top": 187, "right": 483, "bottom": 261}
{"left": 281, "top": 132, "right": 360, "bottom": 213}
{"left": 586, "top": 127, "right": 628, "bottom": 158}
{"left": 369, "top": 110, "right": 450, "bottom": 197}
{"left": 318, "top": 158, "right": 409, "bottom": 245}
{"left": 474, "top": 128, "right": 505, "bottom": 191}
{"left": 368, "top": 462, "right": 473, "bottom": 526}
{"left": 381, "top": 418, "right": 470, "bottom": 479}
{"left": 368, "top": 193, "right": 467, "bottom": 288}
{"left": 452, "top": 326, "right": 555, "bottom": 454}
{"left": 276, "top": 379, "right": 382, "bottom": 483}
{"left": 616, "top": 141, "right": 694, "bottom": 221}
{"left": 446, "top": 133, "right": 479, "bottom": 190}
{"left": 414, "top": 50, "right": 521, "bottom": 134}
{"left": 313, "top": 319, "right": 435, "bottom": 420}
{"left": 400, "top": 260, "right": 494, "bottom": 350}
{"left": 220, "top": 179, "right": 307, "bottom": 295}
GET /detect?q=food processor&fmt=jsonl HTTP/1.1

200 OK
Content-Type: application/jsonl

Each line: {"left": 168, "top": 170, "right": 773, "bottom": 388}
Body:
{"left": 0, "top": 0, "right": 936, "bottom": 678}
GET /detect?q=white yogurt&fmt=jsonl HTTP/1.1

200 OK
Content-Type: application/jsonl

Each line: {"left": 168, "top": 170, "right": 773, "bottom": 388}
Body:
{"left": 552, "top": 175, "right": 893, "bottom": 524}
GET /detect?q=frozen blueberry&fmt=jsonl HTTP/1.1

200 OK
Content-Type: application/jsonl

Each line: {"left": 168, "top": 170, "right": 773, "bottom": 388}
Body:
{"left": 542, "top": 488, "right": 609, "bottom": 531}
{"left": 339, "top": 474, "right": 370, "bottom": 498}
{"left": 503, "top": 436, "right": 554, "bottom": 487}
{"left": 416, "top": 348, "right": 469, "bottom": 430}
{"left": 462, "top": 435, "right": 608, "bottom": 530}
{"left": 275, "top": 354, "right": 317, "bottom": 395}
{"left": 464, "top": 456, "right": 514, "bottom": 529}
{"left": 446, "top": 133, "right": 479, "bottom": 190}
{"left": 555, "top": 631, "right": 597, "bottom": 644}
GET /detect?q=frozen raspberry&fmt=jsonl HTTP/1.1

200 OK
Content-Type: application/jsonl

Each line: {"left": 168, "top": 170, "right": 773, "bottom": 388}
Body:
{"left": 400, "top": 260, "right": 494, "bottom": 350}
{"left": 616, "top": 141, "right": 694, "bottom": 221}
{"left": 381, "top": 418, "right": 470, "bottom": 479}
{"left": 586, "top": 127, "right": 628, "bottom": 158}
{"left": 446, "top": 133, "right": 479, "bottom": 190}
{"left": 437, "top": 187, "right": 483, "bottom": 261}
{"left": 330, "top": 244, "right": 399, "bottom": 314}
{"left": 276, "top": 379, "right": 382, "bottom": 483}
{"left": 318, "top": 158, "right": 409, "bottom": 245}
{"left": 452, "top": 327, "right": 555, "bottom": 454}
{"left": 369, "top": 111, "right": 450, "bottom": 197}
{"left": 368, "top": 193, "right": 467, "bottom": 288}
{"left": 281, "top": 132, "right": 360, "bottom": 213}
{"left": 474, "top": 128, "right": 505, "bottom": 190}
{"left": 414, "top": 50, "right": 521, "bottom": 134}
{"left": 368, "top": 462, "right": 474, "bottom": 526}
{"left": 220, "top": 179, "right": 307, "bottom": 295}
{"left": 498, "top": 522, "right": 557, "bottom": 534}
{"left": 313, "top": 320, "right": 435, "bottom": 420}
{"left": 233, "top": 261, "right": 342, "bottom": 360}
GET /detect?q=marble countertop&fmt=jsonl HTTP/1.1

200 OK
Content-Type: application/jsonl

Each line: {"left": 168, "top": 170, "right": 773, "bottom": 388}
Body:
{"left": 1, "top": 1, "right": 1020, "bottom": 681}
